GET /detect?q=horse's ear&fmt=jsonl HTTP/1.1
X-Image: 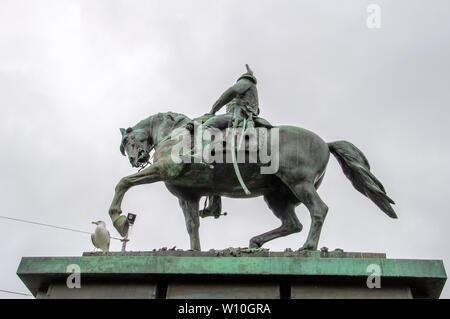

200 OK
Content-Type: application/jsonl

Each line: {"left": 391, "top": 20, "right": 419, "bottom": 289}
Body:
{"left": 120, "top": 128, "right": 126, "bottom": 136}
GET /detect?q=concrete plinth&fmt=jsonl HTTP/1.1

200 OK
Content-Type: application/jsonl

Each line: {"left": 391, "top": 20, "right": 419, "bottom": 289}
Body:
{"left": 17, "top": 250, "right": 446, "bottom": 299}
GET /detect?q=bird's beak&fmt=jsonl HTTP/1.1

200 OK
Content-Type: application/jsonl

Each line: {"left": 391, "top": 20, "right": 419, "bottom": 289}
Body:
{"left": 92, "top": 221, "right": 98, "bottom": 225}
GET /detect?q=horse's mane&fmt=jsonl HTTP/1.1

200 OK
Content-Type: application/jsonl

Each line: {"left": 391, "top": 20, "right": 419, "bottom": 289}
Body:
{"left": 120, "top": 111, "right": 191, "bottom": 155}
{"left": 155, "top": 111, "right": 191, "bottom": 125}
{"left": 132, "top": 111, "right": 190, "bottom": 129}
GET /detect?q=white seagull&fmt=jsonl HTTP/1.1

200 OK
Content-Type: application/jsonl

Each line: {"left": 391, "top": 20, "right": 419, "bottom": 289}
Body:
{"left": 91, "top": 220, "right": 110, "bottom": 252}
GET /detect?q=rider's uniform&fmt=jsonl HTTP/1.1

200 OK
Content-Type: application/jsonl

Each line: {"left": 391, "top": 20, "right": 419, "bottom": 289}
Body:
{"left": 199, "top": 67, "right": 259, "bottom": 219}
{"left": 204, "top": 71, "right": 258, "bottom": 129}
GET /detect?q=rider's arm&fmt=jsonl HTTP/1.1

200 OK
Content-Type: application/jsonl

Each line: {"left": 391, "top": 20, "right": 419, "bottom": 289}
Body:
{"left": 209, "top": 79, "right": 253, "bottom": 114}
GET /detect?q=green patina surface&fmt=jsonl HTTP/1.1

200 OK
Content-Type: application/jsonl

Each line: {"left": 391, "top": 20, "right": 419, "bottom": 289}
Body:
{"left": 17, "top": 255, "right": 446, "bottom": 298}
{"left": 18, "top": 255, "right": 445, "bottom": 278}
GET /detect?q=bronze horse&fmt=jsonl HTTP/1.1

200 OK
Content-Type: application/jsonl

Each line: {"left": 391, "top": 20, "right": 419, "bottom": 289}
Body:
{"left": 109, "top": 112, "right": 396, "bottom": 251}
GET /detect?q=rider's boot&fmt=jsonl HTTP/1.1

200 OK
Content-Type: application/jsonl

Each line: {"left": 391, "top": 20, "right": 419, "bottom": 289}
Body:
{"left": 199, "top": 195, "right": 225, "bottom": 218}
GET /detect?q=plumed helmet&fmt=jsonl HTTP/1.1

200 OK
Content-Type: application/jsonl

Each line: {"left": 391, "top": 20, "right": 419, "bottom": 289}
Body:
{"left": 237, "top": 64, "right": 257, "bottom": 84}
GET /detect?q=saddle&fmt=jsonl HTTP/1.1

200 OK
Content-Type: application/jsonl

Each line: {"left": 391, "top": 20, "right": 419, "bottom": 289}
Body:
{"left": 207, "top": 123, "right": 273, "bottom": 155}
{"left": 253, "top": 116, "right": 273, "bottom": 129}
{"left": 184, "top": 114, "right": 274, "bottom": 155}
{"left": 192, "top": 113, "right": 273, "bottom": 129}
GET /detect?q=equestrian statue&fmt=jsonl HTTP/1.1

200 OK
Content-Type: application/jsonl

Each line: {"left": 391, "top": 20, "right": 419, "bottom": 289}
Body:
{"left": 109, "top": 65, "right": 397, "bottom": 251}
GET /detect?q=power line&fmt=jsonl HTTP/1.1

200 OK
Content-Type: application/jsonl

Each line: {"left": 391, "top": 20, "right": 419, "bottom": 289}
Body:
{"left": 0, "top": 215, "right": 122, "bottom": 241}
{"left": 0, "top": 215, "right": 91, "bottom": 235}
{"left": 0, "top": 289, "right": 32, "bottom": 297}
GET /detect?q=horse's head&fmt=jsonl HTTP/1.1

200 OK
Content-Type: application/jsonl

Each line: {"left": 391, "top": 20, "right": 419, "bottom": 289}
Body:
{"left": 119, "top": 112, "right": 191, "bottom": 167}
{"left": 120, "top": 127, "right": 153, "bottom": 167}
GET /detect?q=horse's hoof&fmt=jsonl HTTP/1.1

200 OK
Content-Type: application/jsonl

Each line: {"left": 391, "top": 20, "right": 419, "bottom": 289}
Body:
{"left": 298, "top": 243, "right": 316, "bottom": 251}
{"left": 113, "top": 215, "right": 130, "bottom": 237}
{"left": 249, "top": 238, "right": 262, "bottom": 249}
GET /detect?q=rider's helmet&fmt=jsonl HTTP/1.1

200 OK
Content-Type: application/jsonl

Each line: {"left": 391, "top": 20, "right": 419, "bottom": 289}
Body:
{"left": 237, "top": 64, "right": 257, "bottom": 85}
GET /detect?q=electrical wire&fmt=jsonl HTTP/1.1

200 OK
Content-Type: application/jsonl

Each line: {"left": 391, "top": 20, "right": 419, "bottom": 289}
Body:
{"left": 0, "top": 289, "right": 32, "bottom": 297}
{"left": 0, "top": 215, "right": 127, "bottom": 298}
{"left": 0, "top": 215, "right": 122, "bottom": 240}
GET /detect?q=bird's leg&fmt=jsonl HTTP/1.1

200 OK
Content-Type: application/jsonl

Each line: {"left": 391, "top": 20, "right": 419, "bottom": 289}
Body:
{"left": 109, "top": 163, "right": 162, "bottom": 237}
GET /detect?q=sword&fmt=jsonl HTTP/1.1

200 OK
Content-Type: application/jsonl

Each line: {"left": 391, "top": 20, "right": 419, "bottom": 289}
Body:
{"left": 237, "top": 111, "right": 255, "bottom": 150}
{"left": 231, "top": 111, "right": 251, "bottom": 195}
{"left": 238, "top": 117, "right": 247, "bottom": 151}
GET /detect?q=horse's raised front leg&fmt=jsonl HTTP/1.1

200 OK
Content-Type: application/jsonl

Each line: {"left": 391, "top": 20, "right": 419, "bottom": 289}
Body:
{"left": 178, "top": 197, "right": 201, "bottom": 251}
{"left": 109, "top": 164, "right": 162, "bottom": 237}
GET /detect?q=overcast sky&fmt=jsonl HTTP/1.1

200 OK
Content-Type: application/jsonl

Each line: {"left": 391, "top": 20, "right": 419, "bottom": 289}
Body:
{"left": 1, "top": 0, "right": 449, "bottom": 298}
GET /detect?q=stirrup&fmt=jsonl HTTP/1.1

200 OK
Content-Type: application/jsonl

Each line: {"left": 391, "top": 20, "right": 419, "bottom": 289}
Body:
{"left": 199, "top": 208, "right": 228, "bottom": 219}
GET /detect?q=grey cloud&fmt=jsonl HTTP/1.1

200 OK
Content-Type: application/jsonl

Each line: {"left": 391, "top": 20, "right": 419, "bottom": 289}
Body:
{"left": 1, "top": 0, "right": 449, "bottom": 298}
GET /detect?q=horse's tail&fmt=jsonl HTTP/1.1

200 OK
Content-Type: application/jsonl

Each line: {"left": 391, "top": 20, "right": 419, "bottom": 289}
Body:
{"left": 328, "top": 140, "right": 397, "bottom": 218}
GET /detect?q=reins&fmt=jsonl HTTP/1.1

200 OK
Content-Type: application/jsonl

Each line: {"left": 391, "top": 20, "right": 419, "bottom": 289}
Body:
{"left": 136, "top": 133, "right": 173, "bottom": 172}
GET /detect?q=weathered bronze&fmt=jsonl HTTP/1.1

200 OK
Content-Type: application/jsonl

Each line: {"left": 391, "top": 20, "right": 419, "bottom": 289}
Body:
{"left": 110, "top": 106, "right": 396, "bottom": 251}
{"left": 205, "top": 64, "right": 260, "bottom": 130}
{"left": 194, "top": 65, "right": 269, "bottom": 215}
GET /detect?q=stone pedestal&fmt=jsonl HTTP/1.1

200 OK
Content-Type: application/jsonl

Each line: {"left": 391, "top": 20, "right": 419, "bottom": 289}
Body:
{"left": 17, "top": 250, "right": 446, "bottom": 299}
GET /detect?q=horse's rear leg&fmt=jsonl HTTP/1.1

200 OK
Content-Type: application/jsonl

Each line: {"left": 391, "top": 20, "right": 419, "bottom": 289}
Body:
{"left": 294, "top": 182, "right": 329, "bottom": 251}
{"left": 178, "top": 198, "right": 201, "bottom": 251}
{"left": 249, "top": 193, "right": 302, "bottom": 248}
